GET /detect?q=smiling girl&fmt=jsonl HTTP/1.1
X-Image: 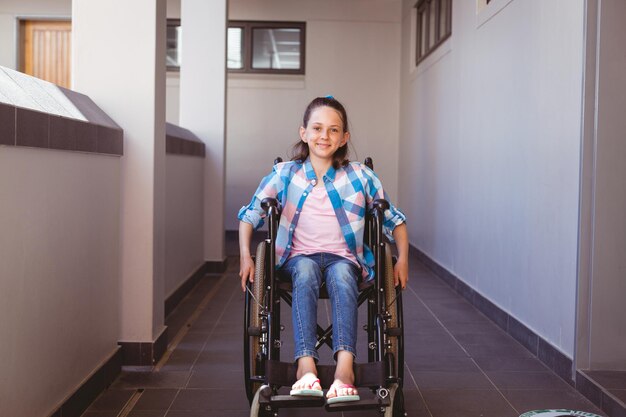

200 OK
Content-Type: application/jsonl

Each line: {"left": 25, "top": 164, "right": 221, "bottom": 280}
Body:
{"left": 238, "top": 96, "right": 408, "bottom": 404}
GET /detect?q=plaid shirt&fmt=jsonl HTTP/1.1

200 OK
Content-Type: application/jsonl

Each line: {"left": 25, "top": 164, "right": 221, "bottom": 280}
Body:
{"left": 238, "top": 159, "right": 406, "bottom": 280}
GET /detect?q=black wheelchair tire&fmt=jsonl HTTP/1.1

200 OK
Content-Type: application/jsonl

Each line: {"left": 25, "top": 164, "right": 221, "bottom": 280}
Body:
{"left": 384, "top": 243, "right": 404, "bottom": 384}
{"left": 246, "top": 241, "right": 267, "bottom": 404}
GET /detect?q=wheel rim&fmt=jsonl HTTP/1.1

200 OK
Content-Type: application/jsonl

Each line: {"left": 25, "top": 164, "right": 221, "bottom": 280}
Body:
{"left": 248, "top": 242, "right": 267, "bottom": 402}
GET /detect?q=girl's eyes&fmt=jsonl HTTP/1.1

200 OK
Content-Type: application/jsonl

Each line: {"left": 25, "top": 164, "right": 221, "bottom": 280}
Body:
{"left": 311, "top": 127, "right": 340, "bottom": 133}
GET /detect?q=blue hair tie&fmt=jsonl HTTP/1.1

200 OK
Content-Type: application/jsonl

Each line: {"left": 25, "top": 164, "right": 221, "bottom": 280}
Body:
{"left": 324, "top": 95, "right": 334, "bottom": 99}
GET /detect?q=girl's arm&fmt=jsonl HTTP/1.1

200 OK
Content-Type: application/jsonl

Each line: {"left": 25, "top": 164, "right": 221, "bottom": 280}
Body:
{"left": 239, "top": 221, "right": 255, "bottom": 292}
{"left": 392, "top": 223, "right": 409, "bottom": 289}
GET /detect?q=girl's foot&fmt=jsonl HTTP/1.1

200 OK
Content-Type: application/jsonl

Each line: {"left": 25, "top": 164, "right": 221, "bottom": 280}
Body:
{"left": 326, "top": 379, "right": 360, "bottom": 404}
{"left": 290, "top": 372, "right": 323, "bottom": 397}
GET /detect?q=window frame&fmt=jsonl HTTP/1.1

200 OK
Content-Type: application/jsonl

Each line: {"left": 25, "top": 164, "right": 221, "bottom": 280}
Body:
{"left": 166, "top": 18, "right": 181, "bottom": 72}
{"left": 415, "top": 0, "right": 452, "bottom": 66}
{"left": 228, "top": 20, "right": 306, "bottom": 75}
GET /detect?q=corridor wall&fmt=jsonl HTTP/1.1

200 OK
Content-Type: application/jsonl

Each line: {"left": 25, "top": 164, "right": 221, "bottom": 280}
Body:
{"left": 0, "top": 148, "right": 120, "bottom": 416}
{"left": 398, "top": 0, "right": 585, "bottom": 360}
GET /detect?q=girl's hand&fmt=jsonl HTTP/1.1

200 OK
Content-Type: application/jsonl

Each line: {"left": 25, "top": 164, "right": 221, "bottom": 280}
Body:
{"left": 393, "top": 256, "right": 409, "bottom": 290}
{"left": 239, "top": 255, "right": 255, "bottom": 292}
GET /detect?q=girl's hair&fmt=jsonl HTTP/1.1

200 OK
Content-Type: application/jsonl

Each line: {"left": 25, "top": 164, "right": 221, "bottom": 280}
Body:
{"left": 290, "top": 96, "right": 350, "bottom": 168}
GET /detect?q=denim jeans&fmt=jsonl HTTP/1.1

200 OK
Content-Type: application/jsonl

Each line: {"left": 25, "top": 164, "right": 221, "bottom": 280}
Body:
{"left": 280, "top": 253, "right": 360, "bottom": 362}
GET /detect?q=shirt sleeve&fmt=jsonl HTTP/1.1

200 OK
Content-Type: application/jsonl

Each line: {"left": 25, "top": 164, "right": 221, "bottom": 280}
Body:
{"left": 362, "top": 165, "right": 407, "bottom": 241}
{"left": 237, "top": 165, "right": 284, "bottom": 230}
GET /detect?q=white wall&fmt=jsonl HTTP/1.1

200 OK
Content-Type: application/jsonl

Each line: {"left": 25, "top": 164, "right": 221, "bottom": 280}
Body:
{"left": 164, "top": 0, "right": 403, "bottom": 230}
{"left": 399, "top": 0, "right": 584, "bottom": 357}
{"left": 0, "top": 0, "right": 71, "bottom": 70}
{"left": 0, "top": 146, "right": 120, "bottom": 417}
{"left": 165, "top": 154, "right": 204, "bottom": 297}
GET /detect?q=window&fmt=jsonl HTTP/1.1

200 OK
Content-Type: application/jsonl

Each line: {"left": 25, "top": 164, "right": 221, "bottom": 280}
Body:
{"left": 228, "top": 21, "right": 306, "bottom": 74}
{"left": 167, "top": 19, "right": 181, "bottom": 71}
{"left": 415, "top": 0, "right": 452, "bottom": 66}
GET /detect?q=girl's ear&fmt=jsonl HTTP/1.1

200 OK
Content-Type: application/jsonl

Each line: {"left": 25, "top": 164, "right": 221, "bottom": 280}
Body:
{"left": 341, "top": 131, "right": 351, "bottom": 146}
{"left": 299, "top": 126, "right": 307, "bottom": 142}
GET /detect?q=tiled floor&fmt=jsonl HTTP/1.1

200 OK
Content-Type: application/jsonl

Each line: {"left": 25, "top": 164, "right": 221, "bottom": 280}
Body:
{"left": 81, "top": 233, "right": 606, "bottom": 417}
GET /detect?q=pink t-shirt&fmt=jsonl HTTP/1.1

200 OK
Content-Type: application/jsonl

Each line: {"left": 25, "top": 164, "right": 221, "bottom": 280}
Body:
{"left": 289, "top": 184, "right": 359, "bottom": 266}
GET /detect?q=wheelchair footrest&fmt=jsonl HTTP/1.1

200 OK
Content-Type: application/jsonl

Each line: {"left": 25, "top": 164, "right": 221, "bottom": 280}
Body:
{"left": 265, "top": 394, "right": 325, "bottom": 408}
{"left": 265, "top": 360, "right": 386, "bottom": 388}
{"left": 325, "top": 396, "right": 391, "bottom": 413}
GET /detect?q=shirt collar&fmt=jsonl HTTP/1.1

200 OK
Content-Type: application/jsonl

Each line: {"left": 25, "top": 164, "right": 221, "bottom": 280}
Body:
{"left": 303, "top": 158, "right": 337, "bottom": 183}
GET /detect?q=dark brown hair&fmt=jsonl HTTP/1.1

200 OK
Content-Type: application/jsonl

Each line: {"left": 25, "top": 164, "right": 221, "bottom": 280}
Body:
{"left": 290, "top": 96, "right": 350, "bottom": 168}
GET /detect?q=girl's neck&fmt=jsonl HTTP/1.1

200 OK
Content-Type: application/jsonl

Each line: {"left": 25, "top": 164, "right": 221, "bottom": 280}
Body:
{"left": 309, "top": 156, "right": 332, "bottom": 180}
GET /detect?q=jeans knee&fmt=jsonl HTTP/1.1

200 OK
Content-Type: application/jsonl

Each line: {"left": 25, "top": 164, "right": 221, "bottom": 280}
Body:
{"left": 327, "top": 263, "right": 358, "bottom": 296}
{"left": 290, "top": 257, "right": 321, "bottom": 289}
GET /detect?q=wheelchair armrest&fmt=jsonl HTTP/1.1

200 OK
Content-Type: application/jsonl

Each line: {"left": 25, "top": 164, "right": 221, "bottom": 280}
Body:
{"left": 261, "top": 197, "right": 281, "bottom": 214}
{"left": 372, "top": 199, "right": 389, "bottom": 212}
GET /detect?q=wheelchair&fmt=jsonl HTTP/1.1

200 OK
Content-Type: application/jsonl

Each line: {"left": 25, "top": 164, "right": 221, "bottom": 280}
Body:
{"left": 243, "top": 158, "right": 406, "bottom": 416}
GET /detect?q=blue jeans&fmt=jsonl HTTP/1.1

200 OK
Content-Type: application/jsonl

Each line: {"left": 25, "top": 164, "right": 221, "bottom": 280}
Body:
{"left": 281, "top": 253, "right": 360, "bottom": 362}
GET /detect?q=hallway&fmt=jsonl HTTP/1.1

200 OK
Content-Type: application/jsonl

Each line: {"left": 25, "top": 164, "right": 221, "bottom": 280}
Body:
{"left": 80, "top": 233, "right": 605, "bottom": 417}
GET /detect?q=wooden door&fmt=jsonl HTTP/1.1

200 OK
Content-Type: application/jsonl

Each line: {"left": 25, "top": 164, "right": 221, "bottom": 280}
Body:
{"left": 20, "top": 20, "right": 72, "bottom": 88}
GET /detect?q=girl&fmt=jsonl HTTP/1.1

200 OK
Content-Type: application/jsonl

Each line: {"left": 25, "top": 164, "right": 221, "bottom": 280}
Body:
{"left": 238, "top": 96, "right": 408, "bottom": 404}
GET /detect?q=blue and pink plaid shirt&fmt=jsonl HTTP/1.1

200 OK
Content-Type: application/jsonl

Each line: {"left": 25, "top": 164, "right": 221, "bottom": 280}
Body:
{"left": 238, "top": 159, "right": 406, "bottom": 280}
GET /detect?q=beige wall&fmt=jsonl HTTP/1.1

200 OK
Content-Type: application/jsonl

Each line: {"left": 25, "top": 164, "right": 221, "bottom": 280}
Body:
{"left": 0, "top": 146, "right": 120, "bottom": 417}
{"left": 165, "top": 154, "right": 205, "bottom": 297}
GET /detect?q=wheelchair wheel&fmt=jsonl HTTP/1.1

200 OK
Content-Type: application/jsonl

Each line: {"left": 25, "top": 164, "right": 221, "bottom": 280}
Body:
{"left": 250, "top": 385, "right": 272, "bottom": 417}
{"left": 383, "top": 243, "right": 404, "bottom": 384}
{"left": 245, "top": 241, "right": 267, "bottom": 404}
{"left": 383, "top": 383, "right": 406, "bottom": 417}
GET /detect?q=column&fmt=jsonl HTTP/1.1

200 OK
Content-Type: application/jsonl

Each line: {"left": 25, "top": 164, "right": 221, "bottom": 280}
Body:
{"left": 72, "top": 0, "right": 167, "bottom": 363}
{"left": 179, "top": 0, "right": 227, "bottom": 267}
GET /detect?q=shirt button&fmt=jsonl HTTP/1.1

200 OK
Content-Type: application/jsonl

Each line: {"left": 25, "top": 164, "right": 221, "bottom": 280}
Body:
{"left": 290, "top": 227, "right": 294, "bottom": 231}
{"left": 303, "top": 192, "right": 308, "bottom": 196}
{"left": 311, "top": 179, "right": 317, "bottom": 186}
{"left": 295, "top": 210, "right": 299, "bottom": 214}
{"left": 287, "top": 244, "right": 291, "bottom": 248}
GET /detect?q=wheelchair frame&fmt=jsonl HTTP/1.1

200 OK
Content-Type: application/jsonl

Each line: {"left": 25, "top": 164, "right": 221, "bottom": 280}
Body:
{"left": 243, "top": 158, "right": 406, "bottom": 416}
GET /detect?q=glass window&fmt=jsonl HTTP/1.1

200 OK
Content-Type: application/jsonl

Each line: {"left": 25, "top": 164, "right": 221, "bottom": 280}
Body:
{"left": 229, "top": 21, "right": 306, "bottom": 75}
{"left": 167, "top": 19, "right": 181, "bottom": 71}
{"left": 415, "top": 0, "right": 452, "bottom": 66}
{"left": 227, "top": 27, "right": 244, "bottom": 69}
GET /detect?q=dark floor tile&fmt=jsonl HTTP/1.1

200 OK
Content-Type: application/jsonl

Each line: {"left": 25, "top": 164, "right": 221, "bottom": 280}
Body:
{"left": 80, "top": 412, "right": 119, "bottom": 417}
{"left": 474, "top": 355, "right": 549, "bottom": 372}
{"left": 443, "top": 320, "right": 505, "bottom": 335}
{"left": 167, "top": 411, "right": 249, "bottom": 417}
{"left": 160, "top": 348, "right": 200, "bottom": 372}
{"left": 501, "top": 388, "right": 606, "bottom": 416}
{"left": 132, "top": 388, "right": 178, "bottom": 410}
{"left": 453, "top": 330, "right": 515, "bottom": 347}
{"left": 405, "top": 335, "right": 469, "bottom": 358}
{"left": 170, "top": 389, "right": 249, "bottom": 411}
{"left": 406, "top": 356, "right": 480, "bottom": 373}
{"left": 421, "top": 389, "right": 517, "bottom": 417}
{"left": 186, "top": 369, "right": 244, "bottom": 389}
{"left": 111, "top": 371, "right": 191, "bottom": 389}
{"left": 127, "top": 411, "right": 166, "bottom": 417}
{"left": 87, "top": 389, "right": 134, "bottom": 411}
{"left": 463, "top": 341, "right": 534, "bottom": 359}
{"left": 486, "top": 371, "right": 572, "bottom": 390}
{"left": 412, "top": 371, "right": 493, "bottom": 390}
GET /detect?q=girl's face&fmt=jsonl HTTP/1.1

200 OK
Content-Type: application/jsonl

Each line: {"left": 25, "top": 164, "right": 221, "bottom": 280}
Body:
{"left": 299, "top": 106, "right": 350, "bottom": 164}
